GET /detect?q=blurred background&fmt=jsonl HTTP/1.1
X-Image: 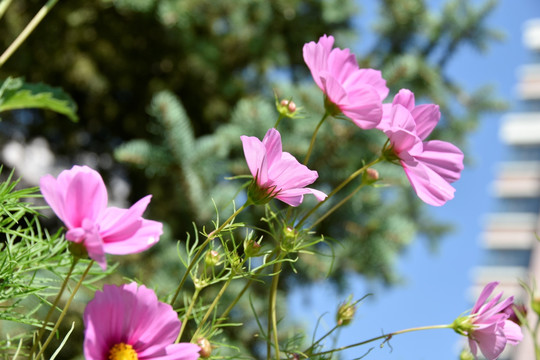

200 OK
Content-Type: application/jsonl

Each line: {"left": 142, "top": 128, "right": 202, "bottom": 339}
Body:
{"left": 0, "top": 0, "right": 539, "bottom": 359}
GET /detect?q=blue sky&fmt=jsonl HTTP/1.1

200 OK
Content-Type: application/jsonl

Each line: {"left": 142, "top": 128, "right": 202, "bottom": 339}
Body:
{"left": 289, "top": 0, "right": 540, "bottom": 359}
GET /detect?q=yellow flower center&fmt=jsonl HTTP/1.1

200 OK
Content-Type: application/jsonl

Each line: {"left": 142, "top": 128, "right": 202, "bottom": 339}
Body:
{"left": 108, "top": 343, "right": 138, "bottom": 360}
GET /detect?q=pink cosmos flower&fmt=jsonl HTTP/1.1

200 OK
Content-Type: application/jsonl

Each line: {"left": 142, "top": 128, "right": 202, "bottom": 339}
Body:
{"left": 466, "top": 282, "right": 523, "bottom": 360}
{"left": 377, "top": 89, "right": 464, "bottom": 206}
{"left": 84, "top": 282, "right": 201, "bottom": 360}
{"left": 39, "top": 165, "right": 163, "bottom": 269}
{"left": 241, "top": 128, "right": 327, "bottom": 206}
{"left": 303, "top": 34, "right": 389, "bottom": 129}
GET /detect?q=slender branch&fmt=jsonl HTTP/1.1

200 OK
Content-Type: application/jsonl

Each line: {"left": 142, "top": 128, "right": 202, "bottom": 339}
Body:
{"left": 28, "top": 258, "right": 78, "bottom": 359}
{"left": 304, "top": 324, "right": 340, "bottom": 356}
{"left": 0, "top": 0, "right": 14, "bottom": 20}
{"left": 307, "top": 182, "right": 366, "bottom": 231}
{"left": 215, "top": 258, "right": 274, "bottom": 325}
{"left": 0, "top": 0, "right": 60, "bottom": 68}
{"left": 296, "top": 157, "right": 383, "bottom": 229}
{"left": 309, "top": 324, "right": 453, "bottom": 357}
{"left": 303, "top": 112, "right": 329, "bottom": 165}
{"left": 273, "top": 113, "right": 285, "bottom": 129}
{"left": 33, "top": 260, "right": 94, "bottom": 360}
{"left": 191, "top": 276, "right": 234, "bottom": 342}
{"left": 175, "top": 287, "right": 202, "bottom": 343}
{"left": 267, "top": 252, "right": 283, "bottom": 360}
{"left": 169, "top": 203, "right": 250, "bottom": 306}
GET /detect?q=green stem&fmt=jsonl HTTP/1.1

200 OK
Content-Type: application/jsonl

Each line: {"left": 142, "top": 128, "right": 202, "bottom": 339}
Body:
{"left": 0, "top": 0, "right": 14, "bottom": 20}
{"left": 28, "top": 258, "right": 78, "bottom": 359}
{"left": 296, "top": 157, "right": 383, "bottom": 229}
{"left": 303, "top": 112, "right": 329, "bottom": 165}
{"left": 215, "top": 256, "right": 275, "bottom": 326}
{"left": 304, "top": 324, "right": 340, "bottom": 356}
{"left": 191, "top": 255, "right": 251, "bottom": 340}
{"left": 533, "top": 315, "right": 540, "bottom": 360}
{"left": 175, "top": 287, "right": 202, "bottom": 343}
{"left": 217, "top": 277, "right": 254, "bottom": 323}
{"left": 307, "top": 182, "right": 366, "bottom": 231}
{"left": 33, "top": 260, "right": 94, "bottom": 360}
{"left": 267, "top": 252, "right": 284, "bottom": 360}
{"left": 169, "top": 203, "right": 250, "bottom": 306}
{"left": 308, "top": 324, "right": 453, "bottom": 357}
{"left": 0, "top": 0, "right": 59, "bottom": 68}
{"left": 191, "top": 276, "right": 234, "bottom": 341}
{"left": 273, "top": 113, "right": 285, "bottom": 129}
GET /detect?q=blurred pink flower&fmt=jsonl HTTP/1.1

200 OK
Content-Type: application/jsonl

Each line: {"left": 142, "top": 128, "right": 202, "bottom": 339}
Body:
{"left": 466, "top": 282, "right": 523, "bottom": 360}
{"left": 241, "top": 128, "right": 327, "bottom": 206}
{"left": 303, "top": 34, "right": 389, "bottom": 129}
{"left": 40, "top": 165, "right": 163, "bottom": 269}
{"left": 378, "top": 89, "right": 464, "bottom": 206}
{"left": 84, "top": 282, "right": 200, "bottom": 360}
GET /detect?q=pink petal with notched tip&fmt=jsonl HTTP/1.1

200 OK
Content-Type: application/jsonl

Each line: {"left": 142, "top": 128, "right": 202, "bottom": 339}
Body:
{"left": 103, "top": 218, "right": 162, "bottom": 255}
{"left": 150, "top": 343, "right": 202, "bottom": 360}
{"left": 326, "top": 47, "right": 358, "bottom": 85}
{"left": 503, "top": 320, "right": 523, "bottom": 345}
{"left": 241, "top": 134, "right": 269, "bottom": 185}
{"left": 98, "top": 195, "right": 152, "bottom": 242}
{"left": 277, "top": 188, "right": 327, "bottom": 207}
{"left": 391, "top": 89, "right": 416, "bottom": 111}
{"left": 268, "top": 152, "right": 319, "bottom": 190}
{"left": 349, "top": 69, "right": 389, "bottom": 100}
{"left": 402, "top": 159, "right": 456, "bottom": 206}
{"left": 473, "top": 324, "right": 507, "bottom": 360}
{"left": 320, "top": 74, "right": 348, "bottom": 105}
{"left": 414, "top": 140, "right": 464, "bottom": 183}
{"left": 40, "top": 166, "right": 108, "bottom": 229}
{"left": 302, "top": 35, "right": 335, "bottom": 90}
{"left": 63, "top": 168, "right": 108, "bottom": 228}
{"left": 262, "top": 128, "right": 284, "bottom": 167}
{"left": 472, "top": 282, "right": 499, "bottom": 314}
{"left": 411, "top": 104, "right": 440, "bottom": 140}
{"left": 340, "top": 86, "right": 383, "bottom": 129}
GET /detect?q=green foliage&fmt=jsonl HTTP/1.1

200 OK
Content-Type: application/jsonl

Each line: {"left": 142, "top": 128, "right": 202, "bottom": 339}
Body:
{"left": 0, "top": 77, "right": 78, "bottom": 122}
{"left": 0, "top": 0, "right": 510, "bottom": 358}
{"left": 0, "top": 170, "right": 114, "bottom": 358}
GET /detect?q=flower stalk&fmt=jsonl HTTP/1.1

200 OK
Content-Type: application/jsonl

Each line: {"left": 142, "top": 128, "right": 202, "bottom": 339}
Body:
{"left": 303, "top": 111, "right": 329, "bottom": 165}
{"left": 308, "top": 324, "right": 453, "bottom": 357}
{"left": 170, "top": 202, "right": 250, "bottom": 306}
{"left": 33, "top": 260, "right": 94, "bottom": 360}
{"left": 0, "top": 0, "right": 59, "bottom": 68}
{"left": 296, "top": 156, "right": 383, "bottom": 229}
{"left": 28, "top": 258, "right": 78, "bottom": 359}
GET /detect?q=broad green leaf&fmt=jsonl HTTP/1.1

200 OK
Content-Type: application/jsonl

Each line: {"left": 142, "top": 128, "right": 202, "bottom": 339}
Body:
{"left": 0, "top": 77, "right": 78, "bottom": 122}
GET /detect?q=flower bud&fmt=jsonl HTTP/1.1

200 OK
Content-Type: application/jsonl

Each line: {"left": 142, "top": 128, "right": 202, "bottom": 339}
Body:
{"left": 244, "top": 238, "right": 262, "bottom": 257}
{"left": 336, "top": 299, "right": 356, "bottom": 326}
{"left": 281, "top": 226, "right": 297, "bottom": 251}
{"left": 277, "top": 98, "right": 298, "bottom": 118}
{"left": 459, "top": 348, "right": 474, "bottom": 360}
{"left": 362, "top": 168, "right": 379, "bottom": 185}
{"left": 205, "top": 250, "right": 220, "bottom": 267}
{"left": 197, "top": 337, "right": 212, "bottom": 358}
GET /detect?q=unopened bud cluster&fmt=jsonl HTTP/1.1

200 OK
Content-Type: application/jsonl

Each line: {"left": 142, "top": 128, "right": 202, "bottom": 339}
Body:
{"left": 276, "top": 98, "right": 299, "bottom": 118}
{"left": 205, "top": 250, "right": 221, "bottom": 267}
{"left": 197, "top": 337, "right": 212, "bottom": 358}
{"left": 244, "top": 238, "right": 262, "bottom": 257}
{"left": 336, "top": 299, "right": 356, "bottom": 326}
{"left": 362, "top": 168, "right": 379, "bottom": 185}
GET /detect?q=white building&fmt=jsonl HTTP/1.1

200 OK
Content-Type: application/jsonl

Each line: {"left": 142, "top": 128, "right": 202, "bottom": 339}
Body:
{"left": 476, "top": 18, "right": 540, "bottom": 360}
